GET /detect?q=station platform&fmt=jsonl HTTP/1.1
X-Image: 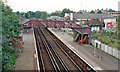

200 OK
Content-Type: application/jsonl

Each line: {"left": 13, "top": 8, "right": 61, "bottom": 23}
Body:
{"left": 48, "top": 28, "right": 118, "bottom": 71}
{"left": 15, "top": 28, "right": 38, "bottom": 70}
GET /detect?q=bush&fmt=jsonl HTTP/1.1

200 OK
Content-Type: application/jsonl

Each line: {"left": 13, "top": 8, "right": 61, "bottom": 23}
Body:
{"left": 91, "top": 30, "right": 118, "bottom": 49}
{"left": 1, "top": 2, "right": 22, "bottom": 70}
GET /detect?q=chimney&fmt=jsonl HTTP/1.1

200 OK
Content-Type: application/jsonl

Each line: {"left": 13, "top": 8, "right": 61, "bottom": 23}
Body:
{"left": 101, "top": 8, "right": 103, "bottom": 11}
{"left": 97, "top": 9, "right": 99, "bottom": 11}
{"left": 106, "top": 8, "right": 108, "bottom": 11}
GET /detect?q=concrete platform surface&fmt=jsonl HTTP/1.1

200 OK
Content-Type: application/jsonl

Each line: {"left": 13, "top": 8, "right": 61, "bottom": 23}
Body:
{"left": 48, "top": 28, "right": 119, "bottom": 71}
{"left": 15, "top": 28, "right": 37, "bottom": 70}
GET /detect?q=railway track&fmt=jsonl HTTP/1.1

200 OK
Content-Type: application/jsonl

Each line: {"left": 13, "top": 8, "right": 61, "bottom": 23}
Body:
{"left": 34, "top": 27, "right": 95, "bottom": 72}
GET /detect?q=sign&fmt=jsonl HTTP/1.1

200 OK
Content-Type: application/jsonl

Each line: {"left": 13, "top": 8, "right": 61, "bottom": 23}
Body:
{"left": 107, "top": 22, "right": 113, "bottom": 27}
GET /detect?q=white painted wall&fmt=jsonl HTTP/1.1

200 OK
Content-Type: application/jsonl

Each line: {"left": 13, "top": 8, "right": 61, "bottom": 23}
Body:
{"left": 91, "top": 39, "right": 120, "bottom": 59}
{"left": 91, "top": 19, "right": 116, "bottom": 31}
{"left": 91, "top": 27, "right": 100, "bottom": 32}
{"left": 65, "top": 13, "right": 74, "bottom": 21}
{"left": 70, "top": 13, "right": 73, "bottom": 21}
{"left": 65, "top": 13, "right": 73, "bottom": 21}
{"left": 65, "top": 13, "right": 70, "bottom": 17}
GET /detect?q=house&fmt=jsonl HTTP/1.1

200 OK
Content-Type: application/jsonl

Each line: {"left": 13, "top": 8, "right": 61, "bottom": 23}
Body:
{"left": 107, "top": 8, "right": 120, "bottom": 18}
{"left": 77, "top": 10, "right": 88, "bottom": 14}
{"left": 54, "top": 11, "right": 62, "bottom": 14}
{"left": 19, "top": 19, "right": 30, "bottom": 28}
{"left": 90, "top": 19, "right": 104, "bottom": 31}
{"left": 59, "top": 16, "right": 70, "bottom": 21}
{"left": 94, "top": 9, "right": 108, "bottom": 14}
{"left": 65, "top": 13, "right": 116, "bottom": 31}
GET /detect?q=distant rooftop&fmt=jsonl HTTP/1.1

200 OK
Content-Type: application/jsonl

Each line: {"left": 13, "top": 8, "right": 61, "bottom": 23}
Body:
{"left": 107, "top": 9, "right": 116, "bottom": 12}
{"left": 50, "top": 16, "right": 59, "bottom": 20}
{"left": 73, "top": 13, "right": 115, "bottom": 19}
{"left": 19, "top": 19, "right": 30, "bottom": 24}
{"left": 54, "top": 11, "right": 62, "bottom": 13}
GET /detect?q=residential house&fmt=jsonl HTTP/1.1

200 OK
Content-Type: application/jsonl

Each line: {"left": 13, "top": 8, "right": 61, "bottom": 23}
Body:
{"left": 65, "top": 13, "right": 116, "bottom": 31}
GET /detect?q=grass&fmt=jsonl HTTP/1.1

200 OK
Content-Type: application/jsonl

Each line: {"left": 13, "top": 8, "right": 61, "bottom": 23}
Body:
{"left": 91, "top": 30, "right": 119, "bottom": 50}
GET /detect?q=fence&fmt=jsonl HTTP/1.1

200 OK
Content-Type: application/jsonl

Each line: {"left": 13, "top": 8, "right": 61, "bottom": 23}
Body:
{"left": 91, "top": 39, "right": 120, "bottom": 59}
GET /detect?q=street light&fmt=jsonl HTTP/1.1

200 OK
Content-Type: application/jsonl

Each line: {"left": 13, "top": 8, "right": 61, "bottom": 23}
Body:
{"left": 92, "top": 18, "right": 103, "bottom": 58}
{"left": 99, "top": 17, "right": 104, "bottom": 59}
{"left": 99, "top": 23, "right": 102, "bottom": 59}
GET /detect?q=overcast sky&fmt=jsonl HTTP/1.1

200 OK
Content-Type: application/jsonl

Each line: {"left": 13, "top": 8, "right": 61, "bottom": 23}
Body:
{"left": 5, "top": 0, "right": 120, "bottom": 13}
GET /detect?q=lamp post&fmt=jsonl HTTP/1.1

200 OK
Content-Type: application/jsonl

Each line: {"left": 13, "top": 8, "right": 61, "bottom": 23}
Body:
{"left": 99, "top": 20, "right": 103, "bottom": 59}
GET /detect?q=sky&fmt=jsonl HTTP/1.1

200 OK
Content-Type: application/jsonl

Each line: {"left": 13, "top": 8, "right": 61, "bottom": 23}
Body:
{"left": 4, "top": 0, "right": 120, "bottom": 13}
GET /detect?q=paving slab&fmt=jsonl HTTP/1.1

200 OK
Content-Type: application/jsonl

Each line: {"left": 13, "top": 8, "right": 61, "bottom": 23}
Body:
{"left": 48, "top": 28, "right": 119, "bottom": 71}
{"left": 15, "top": 28, "right": 37, "bottom": 70}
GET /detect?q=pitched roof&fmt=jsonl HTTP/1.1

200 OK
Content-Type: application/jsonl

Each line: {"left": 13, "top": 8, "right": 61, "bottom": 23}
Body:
{"left": 90, "top": 19, "right": 104, "bottom": 27}
{"left": 107, "top": 9, "right": 116, "bottom": 12}
{"left": 73, "top": 13, "right": 115, "bottom": 19}
{"left": 19, "top": 19, "right": 30, "bottom": 25}
{"left": 59, "top": 16, "right": 70, "bottom": 21}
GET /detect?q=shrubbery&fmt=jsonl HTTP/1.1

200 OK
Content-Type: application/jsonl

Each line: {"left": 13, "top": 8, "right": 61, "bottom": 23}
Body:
{"left": 1, "top": 1, "right": 22, "bottom": 70}
{"left": 91, "top": 30, "right": 118, "bottom": 49}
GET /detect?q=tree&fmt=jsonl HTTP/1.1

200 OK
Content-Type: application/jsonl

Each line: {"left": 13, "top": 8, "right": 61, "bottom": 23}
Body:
{"left": 61, "top": 8, "right": 74, "bottom": 17}
{"left": 50, "top": 12, "right": 63, "bottom": 17}
{"left": 118, "top": 16, "right": 120, "bottom": 50}
{"left": 1, "top": 1, "right": 22, "bottom": 70}
{"left": 50, "top": 8, "right": 75, "bottom": 17}
{"left": 117, "top": 17, "right": 120, "bottom": 39}
{"left": 15, "top": 12, "right": 25, "bottom": 18}
{"left": 41, "top": 11, "right": 48, "bottom": 20}
{"left": 90, "top": 10, "right": 95, "bottom": 13}
{"left": 20, "top": 12, "right": 25, "bottom": 18}
{"left": 25, "top": 12, "right": 30, "bottom": 19}
{"left": 34, "top": 11, "right": 42, "bottom": 18}
{"left": 108, "top": 9, "right": 116, "bottom": 12}
{"left": 62, "top": 8, "right": 73, "bottom": 13}
{"left": 28, "top": 11, "right": 34, "bottom": 18}
{"left": 97, "top": 10, "right": 102, "bottom": 14}
{"left": 77, "top": 11, "right": 83, "bottom": 13}
{"left": 51, "top": 12, "right": 57, "bottom": 16}
{"left": 16, "top": 11, "right": 20, "bottom": 17}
